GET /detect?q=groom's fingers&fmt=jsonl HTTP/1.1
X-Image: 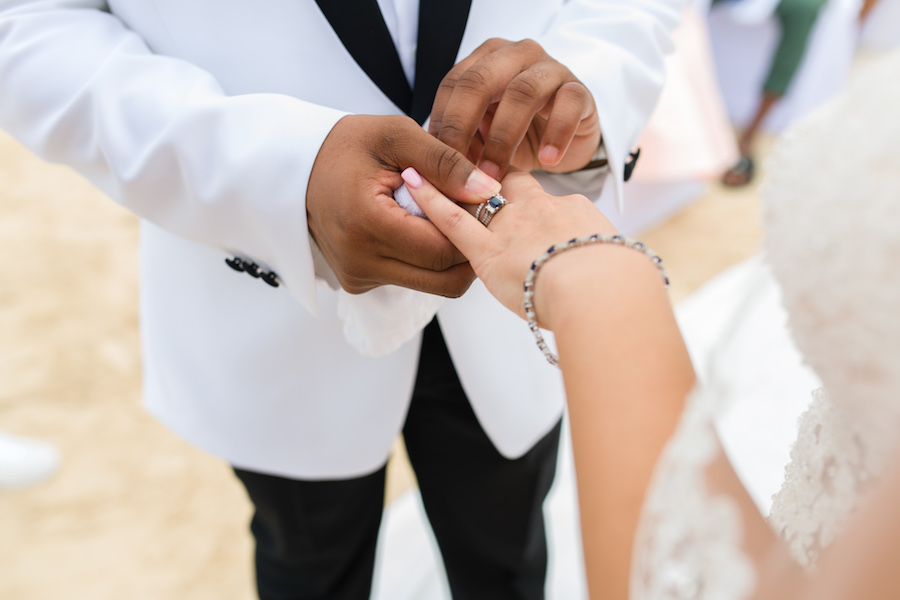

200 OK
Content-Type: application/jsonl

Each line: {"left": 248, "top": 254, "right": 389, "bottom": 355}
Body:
{"left": 401, "top": 168, "right": 491, "bottom": 262}
{"left": 370, "top": 195, "right": 469, "bottom": 270}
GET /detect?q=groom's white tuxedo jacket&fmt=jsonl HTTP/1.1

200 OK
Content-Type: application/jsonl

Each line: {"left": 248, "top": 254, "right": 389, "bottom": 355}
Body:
{"left": 0, "top": 0, "right": 678, "bottom": 479}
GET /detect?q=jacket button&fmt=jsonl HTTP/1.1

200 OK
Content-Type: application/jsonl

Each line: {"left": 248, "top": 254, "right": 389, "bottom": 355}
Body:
{"left": 242, "top": 261, "right": 261, "bottom": 278}
{"left": 261, "top": 271, "right": 280, "bottom": 288}
{"left": 225, "top": 257, "right": 245, "bottom": 272}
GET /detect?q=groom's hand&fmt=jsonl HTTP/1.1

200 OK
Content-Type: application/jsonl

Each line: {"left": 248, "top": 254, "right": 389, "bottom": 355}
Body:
{"left": 307, "top": 114, "right": 501, "bottom": 296}
{"left": 429, "top": 38, "right": 601, "bottom": 181}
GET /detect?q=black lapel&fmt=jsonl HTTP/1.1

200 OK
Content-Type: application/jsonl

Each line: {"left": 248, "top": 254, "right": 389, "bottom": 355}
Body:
{"left": 315, "top": 0, "right": 413, "bottom": 114}
{"left": 410, "top": 0, "right": 473, "bottom": 124}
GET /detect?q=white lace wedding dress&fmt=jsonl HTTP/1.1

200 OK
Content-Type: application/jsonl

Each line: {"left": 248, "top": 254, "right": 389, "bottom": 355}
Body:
{"left": 631, "top": 49, "right": 900, "bottom": 599}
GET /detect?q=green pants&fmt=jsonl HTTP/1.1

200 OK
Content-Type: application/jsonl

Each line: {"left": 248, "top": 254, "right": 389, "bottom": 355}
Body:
{"left": 766, "top": 0, "right": 828, "bottom": 95}
{"left": 715, "top": 0, "right": 829, "bottom": 96}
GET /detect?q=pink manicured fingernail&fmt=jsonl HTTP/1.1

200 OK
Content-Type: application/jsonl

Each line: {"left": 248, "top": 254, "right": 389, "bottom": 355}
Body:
{"left": 401, "top": 167, "right": 424, "bottom": 190}
{"left": 465, "top": 168, "right": 501, "bottom": 198}
{"left": 479, "top": 160, "right": 501, "bottom": 181}
{"left": 539, "top": 145, "right": 560, "bottom": 166}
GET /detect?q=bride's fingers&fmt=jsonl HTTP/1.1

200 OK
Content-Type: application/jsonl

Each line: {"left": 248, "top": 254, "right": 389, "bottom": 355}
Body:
{"left": 401, "top": 167, "right": 491, "bottom": 261}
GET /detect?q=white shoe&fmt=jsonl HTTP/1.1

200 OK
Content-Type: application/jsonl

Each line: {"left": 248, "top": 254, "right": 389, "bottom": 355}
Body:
{"left": 0, "top": 432, "right": 61, "bottom": 490}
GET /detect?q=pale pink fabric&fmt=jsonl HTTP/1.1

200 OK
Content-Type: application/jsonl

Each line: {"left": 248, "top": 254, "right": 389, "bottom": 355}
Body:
{"left": 632, "top": 8, "right": 739, "bottom": 183}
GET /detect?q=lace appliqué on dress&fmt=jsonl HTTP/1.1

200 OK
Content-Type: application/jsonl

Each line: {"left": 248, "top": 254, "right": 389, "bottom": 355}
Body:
{"left": 768, "top": 387, "right": 878, "bottom": 568}
{"left": 763, "top": 52, "right": 900, "bottom": 570}
{"left": 631, "top": 386, "right": 756, "bottom": 600}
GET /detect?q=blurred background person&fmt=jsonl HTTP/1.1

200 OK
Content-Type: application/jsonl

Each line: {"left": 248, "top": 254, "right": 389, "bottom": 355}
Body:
{"left": 716, "top": 0, "right": 829, "bottom": 186}
{"left": 708, "top": 0, "right": 869, "bottom": 186}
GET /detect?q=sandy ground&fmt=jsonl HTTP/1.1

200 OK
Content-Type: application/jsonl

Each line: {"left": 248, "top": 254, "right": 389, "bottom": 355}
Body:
{"left": 0, "top": 129, "right": 765, "bottom": 599}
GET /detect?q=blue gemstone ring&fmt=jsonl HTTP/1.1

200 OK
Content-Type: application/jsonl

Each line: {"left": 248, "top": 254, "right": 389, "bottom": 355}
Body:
{"left": 475, "top": 194, "right": 508, "bottom": 227}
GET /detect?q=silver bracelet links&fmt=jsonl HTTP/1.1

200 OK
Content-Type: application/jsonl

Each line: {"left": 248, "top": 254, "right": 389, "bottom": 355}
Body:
{"left": 523, "top": 234, "right": 670, "bottom": 366}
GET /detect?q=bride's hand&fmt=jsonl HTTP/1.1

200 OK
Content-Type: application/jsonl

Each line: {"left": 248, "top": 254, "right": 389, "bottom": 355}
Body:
{"left": 400, "top": 167, "right": 618, "bottom": 326}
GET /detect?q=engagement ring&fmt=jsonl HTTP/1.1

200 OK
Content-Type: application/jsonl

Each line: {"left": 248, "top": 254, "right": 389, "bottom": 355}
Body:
{"left": 476, "top": 194, "right": 508, "bottom": 227}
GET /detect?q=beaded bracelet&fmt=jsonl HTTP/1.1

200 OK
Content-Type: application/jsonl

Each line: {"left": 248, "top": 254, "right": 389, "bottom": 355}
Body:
{"left": 523, "top": 234, "right": 670, "bottom": 366}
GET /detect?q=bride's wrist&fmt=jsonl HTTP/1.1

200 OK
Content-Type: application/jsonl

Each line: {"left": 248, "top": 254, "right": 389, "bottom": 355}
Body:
{"left": 535, "top": 247, "right": 608, "bottom": 330}
{"left": 533, "top": 241, "right": 666, "bottom": 331}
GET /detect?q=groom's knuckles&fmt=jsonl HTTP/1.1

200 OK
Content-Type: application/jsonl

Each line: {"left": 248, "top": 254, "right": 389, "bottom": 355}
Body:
{"left": 413, "top": 263, "right": 476, "bottom": 298}
{"left": 376, "top": 120, "right": 477, "bottom": 194}
{"left": 385, "top": 239, "right": 462, "bottom": 273}
{"left": 416, "top": 142, "right": 474, "bottom": 195}
{"left": 399, "top": 230, "right": 466, "bottom": 272}
{"left": 430, "top": 245, "right": 464, "bottom": 272}
{"left": 540, "top": 83, "right": 590, "bottom": 147}
{"left": 427, "top": 142, "right": 466, "bottom": 182}
{"left": 431, "top": 39, "right": 503, "bottom": 128}
{"left": 435, "top": 43, "right": 522, "bottom": 152}
{"left": 470, "top": 37, "right": 510, "bottom": 58}
{"left": 436, "top": 111, "right": 481, "bottom": 155}
{"left": 504, "top": 65, "right": 553, "bottom": 109}
{"left": 368, "top": 258, "right": 474, "bottom": 297}
{"left": 481, "top": 71, "right": 566, "bottom": 170}
{"left": 437, "top": 72, "right": 505, "bottom": 153}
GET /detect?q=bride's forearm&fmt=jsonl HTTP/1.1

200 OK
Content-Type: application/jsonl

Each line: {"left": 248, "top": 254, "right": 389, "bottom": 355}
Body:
{"left": 537, "top": 244, "right": 695, "bottom": 599}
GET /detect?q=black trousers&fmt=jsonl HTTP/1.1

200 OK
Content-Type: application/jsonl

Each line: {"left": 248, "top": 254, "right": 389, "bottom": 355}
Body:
{"left": 234, "top": 320, "right": 562, "bottom": 600}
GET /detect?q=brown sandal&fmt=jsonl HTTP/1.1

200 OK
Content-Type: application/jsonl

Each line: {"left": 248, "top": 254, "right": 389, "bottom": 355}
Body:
{"left": 722, "top": 155, "right": 755, "bottom": 187}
